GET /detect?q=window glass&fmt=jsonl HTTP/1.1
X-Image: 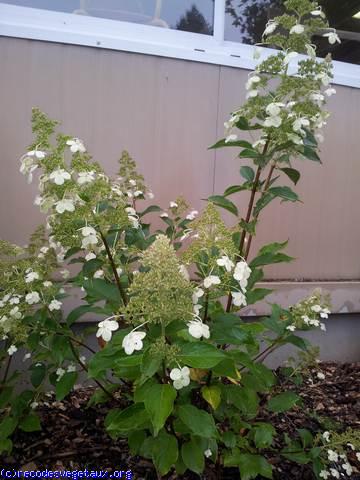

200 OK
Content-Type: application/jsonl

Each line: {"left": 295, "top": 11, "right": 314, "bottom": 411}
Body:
{"left": 0, "top": 0, "right": 214, "bottom": 35}
{"left": 224, "top": 0, "right": 360, "bottom": 65}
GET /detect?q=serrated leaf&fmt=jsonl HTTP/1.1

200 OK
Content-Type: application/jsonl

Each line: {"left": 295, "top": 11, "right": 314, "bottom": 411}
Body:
{"left": 253, "top": 423, "right": 275, "bottom": 448}
{"left": 138, "top": 205, "right": 162, "bottom": 218}
{"left": 19, "top": 414, "right": 41, "bottom": 432}
{"left": 144, "top": 384, "right": 176, "bottom": 436}
{"left": 267, "top": 391, "right": 301, "bottom": 413}
{"left": 300, "top": 146, "right": 321, "bottom": 162}
{"left": 208, "top": 195, "right": 238, "bottom": 216}
{"left": 201, "top": 385, "right": 221, "bottom": 410}
{"left": 55, "top": 372, "right": 78, "bottom": 401}
{"left": 246, "top": 288, "right": 273, "bottom": 305}
{"left": 152, "top": 430, "right": 178, "bottom": 475}
{"left": 280, "top": 167, "right": 301, "bottom": 185}
{"left": 223, "top": 185, "right": 246, "bottom": 197}
{"left": 178, "top": 343, "right": 225, "bottom": 368}
{"left": 105, "top": 404, "right": 149, "bottom": 437}
{"left": 240, "top": 165, "right": 255, "bottom": 182}
{"left": 209, "top": 139, "right": 253, "bottom": 150}
{"left": 66, "top": 305, "right": 107, "bottom": 326}
{"left": 239, "top": 148, "right": 261, "bottom": 159}
{"left": 268, "top": 186, "right": 299, "bottom": 202}
{"left": 177, "top": 405, "right": 217, "bottom": 438}
{"left": 239, "top": 454, "right": 273, "bottom": 480}
{"left": 181, "top": 437, "right": 205, "bottom": 474}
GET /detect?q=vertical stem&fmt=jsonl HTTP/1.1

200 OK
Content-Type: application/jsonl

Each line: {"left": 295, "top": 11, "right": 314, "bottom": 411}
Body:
{"left": 99, "top": 231, "right": 128, "bottom": 306}
{"left": 244, "top": 162, "right": 276, "bottom": 259}
{"left": 68, "top": 339, "right": 116, "bottom": 401}
{"left": 225, "top": 140, "right": 271, "bottom": 313}
{"left": 1, "top": 355, "right": 12, "bottom": 386}
{"left": 203, "top": 292, "right": 210, "bottom": 322}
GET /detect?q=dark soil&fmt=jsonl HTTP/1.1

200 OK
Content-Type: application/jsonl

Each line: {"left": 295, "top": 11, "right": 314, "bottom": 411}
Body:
{"left": 1, "top": 362, "right": 359, "bottom": 479}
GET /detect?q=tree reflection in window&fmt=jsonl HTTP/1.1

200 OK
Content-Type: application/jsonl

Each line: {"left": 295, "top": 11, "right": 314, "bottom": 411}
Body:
{"left": 225, "top": 0, "right": 360, "bottom": 65}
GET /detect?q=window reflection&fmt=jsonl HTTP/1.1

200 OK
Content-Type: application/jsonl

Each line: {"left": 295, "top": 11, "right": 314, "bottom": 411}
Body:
{"left": 225, "top": 0, "right": 360, "bottom": 65}
{"left": 0, "top": 0, "right": 214, "bottom": 35}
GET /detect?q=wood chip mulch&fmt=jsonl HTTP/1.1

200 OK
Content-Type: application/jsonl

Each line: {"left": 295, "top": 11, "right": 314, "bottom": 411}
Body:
{"left": 1, "top": 362, "right": 359, "bottom": 479}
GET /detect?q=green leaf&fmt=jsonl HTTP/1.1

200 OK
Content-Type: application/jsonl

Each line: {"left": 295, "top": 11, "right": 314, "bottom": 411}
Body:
{"left": 55, "top": 372, "right": 78, "bottom": 401}
{"left": 268, "top": 186, "right": 299, "bottom": 202}
{"left": 223, "top": 185, "right": 246, "bottom": 197}
{"left": 210, "top": 315, "right": 250, "bottom": 346}
{"left": 66, "top": 305, "right": 107, "bottom": 326}
{"left": 83, "top": 278, "right": 122, "bottom": 305}
{"left": 239, "top": 148, "right": 260, "bottom": 159}
{"left": 237, "top": 454, "right": 273, "bottom": 480}
{"left": 208, "top": 195, "right": 238, "bottom": 216}
{"left": 267, "top": 392, "right": 301, "bottom": 413}
{"left": 0, "top": 438, "right": 12, "bottom": 454}
{"left": 181, "top": 437, "right": 205, "bottom": 474}
{"left": 19, "top": 414, "right": 41, "bottom": 432}
{"left": 253, "top": 191, "right": 274, "bottom": 216}
{"left": 298, "top": 428, "right": 313, "bottom": 449}
{"left": 253, "top": 423, "right": 275, "bottom": 448}
{"left": 235, "top": 117, "right": 262, "bottom": 130}
{"left": 223, "top": 431, "right": 237, "bottom": 448}
{"left": 280, "top": 167, "right": 300, "bottom": 185}
{"left": 258, "top": 240, "right": 288, "bottom": 255}
{"left": 240, "top": 166, "right": 255, "bottom": 182}
{"left": 138, "top": 205, "right": 162, "bottom": 218}
{"left": 178, "top": 343, "right": 226, "bottom": 368}
{"left": 140, "top": 348, "right": 162, "bottom": 381}
{"left": 128, "top": 430, "right": 147, "bottom": 455}
{"left": 0, "top": 416, "right": 17, "bottom": 439}
{"left": 144, "top": 384, "right": 177, "bottom": 436}
{"left": 209, "top": 139, "right": 253, "bottom": 150}
{"left": 105, "top": 404, "right": 149, "bottom": 437}
{"left": 300, "top": 145, "right": 321, "bottom": 162}
{"left": 177, "top": 405, "right": 217, "bottom": 439}
{"left": 225, "top": 386, "right": 259, "bottom": 419}
{"left": 246, "top": 288, "right": 273, "bottom": 305}
{"left": 282, "top": 448, "right": 310, "bottom": 464}
{"left": 284, "top": 335, "right": 311, "bottom": 351}
{"left": 0, "top": 387, "right": 13, "bottom": 409}
{"left": 250, "top": 252, "right": 294, "bottom": 268}
{"left": 201, "top": 385, "right": 222, "bottom": 410}
{"left": 152, "top": 430, "right": 178, "bottom": 476}
{"left": 30, "top": 363, "right": 46, "bottom": 388}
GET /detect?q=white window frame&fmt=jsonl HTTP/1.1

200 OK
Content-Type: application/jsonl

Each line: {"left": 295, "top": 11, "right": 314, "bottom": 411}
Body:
{"left": 0, "top": 2, "right": 360, "bottom": 88}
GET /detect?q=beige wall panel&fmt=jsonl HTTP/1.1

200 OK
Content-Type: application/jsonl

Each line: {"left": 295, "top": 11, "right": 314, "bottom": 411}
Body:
{"left": 1, "top": 37, "right": 360, "bottom": 282}
{"left": 0, "top": 37, "right": 218, "bottom": 245}
{"left": 215, "top": 65, "right": 360, "bottom": 280}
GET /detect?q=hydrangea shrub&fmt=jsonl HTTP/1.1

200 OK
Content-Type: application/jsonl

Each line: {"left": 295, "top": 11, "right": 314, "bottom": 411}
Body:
{"left": 1, "top": 0, "right": 359, "bottom": 478}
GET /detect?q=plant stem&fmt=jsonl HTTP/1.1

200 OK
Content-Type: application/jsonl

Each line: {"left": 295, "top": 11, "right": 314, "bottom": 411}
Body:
{"left": 99, "top": 230, "right": 128, "bottom": 306}
{"left": 244, "top": 162, "right": 276, "bottom": 259}
{"left": 225, "top": 167, "right": 262, "bottom": 313}
{"left": 68, "top": 339, "right": 116, "bottom": 401}
{"left": 1, "top": 355, "right": 12, "bottom": 387}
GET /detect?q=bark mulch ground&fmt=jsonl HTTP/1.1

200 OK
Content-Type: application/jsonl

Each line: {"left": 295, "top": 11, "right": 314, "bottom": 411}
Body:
{"left": 1, "top": 362, "right": 359, "bottom": 479}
